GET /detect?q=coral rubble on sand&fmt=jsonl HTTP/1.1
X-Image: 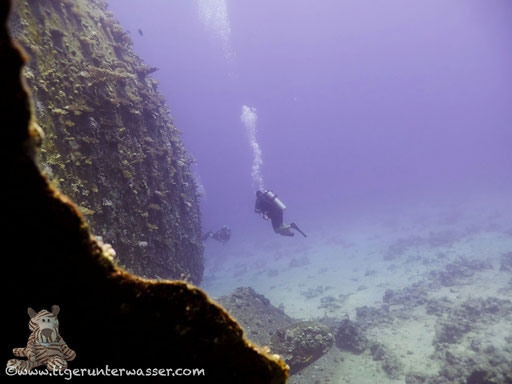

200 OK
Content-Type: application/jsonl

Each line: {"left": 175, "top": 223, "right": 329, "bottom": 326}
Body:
{"left": 204, "top": 213, "right": 512, "bottom": 383}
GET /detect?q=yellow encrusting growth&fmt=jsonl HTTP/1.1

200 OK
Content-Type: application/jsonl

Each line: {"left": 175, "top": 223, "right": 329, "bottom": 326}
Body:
{"left": 9, "top": 0, "right": 204, "bottom": 283}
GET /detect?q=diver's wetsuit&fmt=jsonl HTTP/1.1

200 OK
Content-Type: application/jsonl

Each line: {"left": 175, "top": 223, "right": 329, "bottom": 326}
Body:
{"left": 255, "top": 191, "right": 307, "bottom": 237}
{"left": 203, "top": 226, "right": 231, "bottom": 244}
{"left": 255, "top": 192, "right": 293, "bottom": 236}
{"left": 213, "top": 226, "right": 231, "bottom": 244}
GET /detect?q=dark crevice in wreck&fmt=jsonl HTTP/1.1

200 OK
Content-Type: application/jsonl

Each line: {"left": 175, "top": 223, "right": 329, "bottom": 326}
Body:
{"left": 1, "top": 0, "right": 288, "bottom": 381}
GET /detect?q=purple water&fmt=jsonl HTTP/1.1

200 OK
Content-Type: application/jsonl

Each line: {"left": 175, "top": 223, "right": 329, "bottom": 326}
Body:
{"left": 107, "top": 0, "right": 512, "bottom": 241}
{"left": 104, "top": 2, "right": 512, "bottom": 380}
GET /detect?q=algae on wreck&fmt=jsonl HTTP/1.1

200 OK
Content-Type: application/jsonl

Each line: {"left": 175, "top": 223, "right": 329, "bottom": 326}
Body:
{"left": 8, "top": 0, "right": 204, "bottom": 283}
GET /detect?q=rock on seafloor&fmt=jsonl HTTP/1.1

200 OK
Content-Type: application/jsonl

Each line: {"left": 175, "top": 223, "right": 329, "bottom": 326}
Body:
{"left": 270, "top": 321, "right": 334, "bottom": 375}
{"left": 1, "top": 1, "right": 287, "bottom": 382}
{"left": 334, "top": 317, "right": 369, "bottom": 354}
{"left": 218, "top": 287, "right": 295, "bottom": 347}
{"left": 8, "top": 0, "right": 203, "bottom": 283}
{"left": 218, "top": 288, "right": 335, "bottom": 375}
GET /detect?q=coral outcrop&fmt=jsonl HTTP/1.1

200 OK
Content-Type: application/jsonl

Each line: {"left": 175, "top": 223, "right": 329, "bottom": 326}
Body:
{"left": 1, "top": 0, "right": 287, "bottom": 381}
{"left": 8, "top": 0, "right": 203, "bottom": 283}
{"left": 270, "top": 322, "right": 334, "bottom": 375}
{"left": 334, "top": 317, "right": 369, "bottom": 354}
{"left": 218, "top": 288, "right": 337, "bottom": 375}
{"left": 218, "top": 287, "right": 295, "bottom": 347}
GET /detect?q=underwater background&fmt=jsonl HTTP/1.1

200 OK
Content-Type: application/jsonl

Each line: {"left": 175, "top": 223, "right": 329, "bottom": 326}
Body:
{"left": 109, "top": 1, "right": 512, "bottom": 382}
{"left": 12, "top": 0, "right": 512, "bottom": 382}
{"left": 107, "top": 0, "right": 512, "bottom": 236}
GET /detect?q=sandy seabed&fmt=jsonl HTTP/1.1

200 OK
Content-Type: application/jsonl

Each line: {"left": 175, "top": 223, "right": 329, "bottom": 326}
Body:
{"left": 201, "top": 197, "right": 512, "bottom": 383}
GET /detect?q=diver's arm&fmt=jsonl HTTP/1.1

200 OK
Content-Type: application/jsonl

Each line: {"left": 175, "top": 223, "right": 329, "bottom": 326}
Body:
{"left": 254, "top": 206, "right": 269, "bottom": 219}
{"left": 255, "top": 198, "right": 262, "bottom": 213}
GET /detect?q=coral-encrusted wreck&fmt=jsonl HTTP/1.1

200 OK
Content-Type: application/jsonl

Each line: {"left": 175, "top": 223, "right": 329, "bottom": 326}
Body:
{"left": 8, "top": 0, "right": 203, "bottom": 283}
{"left": 1, "top": 0, "right": 287, "bottom": 381}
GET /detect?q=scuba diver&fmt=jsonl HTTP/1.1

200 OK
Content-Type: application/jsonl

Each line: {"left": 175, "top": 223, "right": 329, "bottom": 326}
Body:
{"left": 203, "top": 225, "right": 232, "bottom": 245}
{"left": 254, "top": 190, "right": 307, "bottom": 237}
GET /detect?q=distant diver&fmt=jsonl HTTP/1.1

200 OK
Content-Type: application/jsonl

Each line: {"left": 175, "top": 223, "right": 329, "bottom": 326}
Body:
{"left": 254, "top": 190, "right": 307, "bottom": 237}
{"left": 138, "top": 28, "right": 143, "bottom": 36}
{"left": 203, "top": 225, "right": 231, "bottom": 245}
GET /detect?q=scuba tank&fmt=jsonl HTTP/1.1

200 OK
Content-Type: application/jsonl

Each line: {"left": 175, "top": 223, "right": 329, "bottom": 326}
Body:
{"left": 263, "top": 190, "right": 286, "bottom": 211}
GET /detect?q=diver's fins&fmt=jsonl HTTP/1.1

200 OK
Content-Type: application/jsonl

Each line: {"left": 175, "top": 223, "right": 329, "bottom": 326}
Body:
{"left": 290, "top": 223, "right": 307, "bottom": 238}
